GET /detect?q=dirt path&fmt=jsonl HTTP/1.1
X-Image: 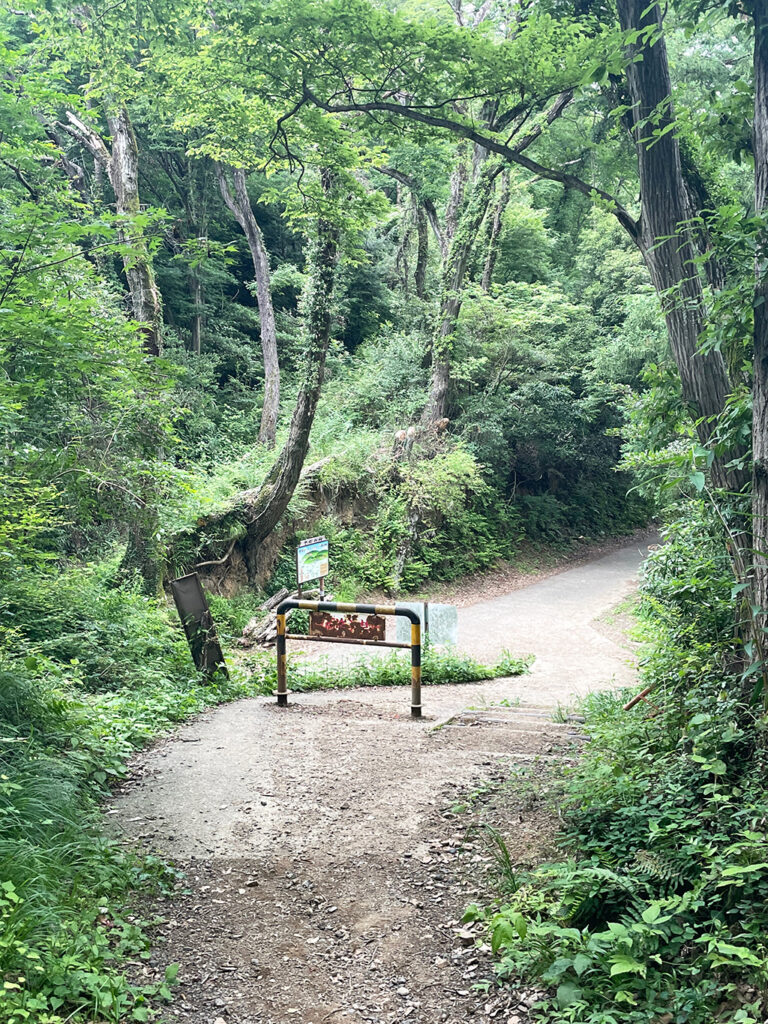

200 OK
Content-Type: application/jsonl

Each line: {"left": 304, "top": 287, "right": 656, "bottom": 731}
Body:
{"left": 115, "top": 540, "right": 654, "bottom": 1024}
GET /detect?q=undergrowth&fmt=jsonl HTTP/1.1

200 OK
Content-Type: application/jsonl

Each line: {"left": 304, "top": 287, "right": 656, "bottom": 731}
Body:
{"left": 480, "top": 502, "right": 768, "bottom": 1023}
{"left": 266, "top": 643, "right": 531, "bottom": 692}
{"left": 0, "top": 559, "right": 528, "bottom": 1024}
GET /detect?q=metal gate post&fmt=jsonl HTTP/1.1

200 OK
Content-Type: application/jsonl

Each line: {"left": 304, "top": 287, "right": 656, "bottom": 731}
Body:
{"left": 276, "top": 610, "right": 288, "bottom": 706}
{"left": 410, "top": 618, "right": 422, "bottom": 718}
{"left": 274, "top": 600, "right": 423, "bottom": 716}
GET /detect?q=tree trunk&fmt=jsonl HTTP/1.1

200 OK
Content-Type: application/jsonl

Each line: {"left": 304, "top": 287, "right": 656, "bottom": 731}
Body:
{"left": 65, "top": 108, "right": 162, "bottom": 356}
{"left": 444, "top": 149, "right": 468, "bottom": 243}
{"left": 616, "top": 0, "right": 743, "bottom": 495}
{"left": 415, "top": 200, "right": 428, "bottom": 299}
{"left": 181, "top": 171, "right": 340, "bottom": 582}
{"left": 63, "top": 107, "right": 164, "bottom": 592}
{"left": 106, "top": 109, "right": 163, "bottom": 356}
{"left": 423, "top": 160, "right": 503, "bottom": 423}
{"left": 394, "top": 184, "right": 413, "bottom": 297}
{"left": 752, "top": 0, "right": 768, "bottom": 621}
{"left": 216, "top": 164, "right": 280, "bottom": 447}
{"left": 481, "top": 170, "right": 510, "bottom": 292}
{"left": 189, "top": 267, "right": 204, "bottom": 354}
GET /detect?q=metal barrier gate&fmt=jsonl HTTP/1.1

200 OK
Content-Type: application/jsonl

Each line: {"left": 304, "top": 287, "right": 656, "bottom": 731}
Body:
{"left": 276, "top": 600, "right": 423, "bottom": 717}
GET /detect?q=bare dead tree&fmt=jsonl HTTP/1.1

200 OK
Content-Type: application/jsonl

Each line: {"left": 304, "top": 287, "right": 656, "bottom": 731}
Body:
{"left": 216, "top": 164, "right": 280, "bottom": 446}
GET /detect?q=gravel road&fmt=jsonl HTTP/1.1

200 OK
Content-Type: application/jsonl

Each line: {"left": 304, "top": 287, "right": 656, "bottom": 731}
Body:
{"left": 115, "top": 538, "right": 654, "bottom": 1024}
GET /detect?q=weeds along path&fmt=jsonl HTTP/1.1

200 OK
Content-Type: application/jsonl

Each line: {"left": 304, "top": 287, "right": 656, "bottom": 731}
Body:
{"left": 115, "top": 540, "right": 654, "bottom": 1024}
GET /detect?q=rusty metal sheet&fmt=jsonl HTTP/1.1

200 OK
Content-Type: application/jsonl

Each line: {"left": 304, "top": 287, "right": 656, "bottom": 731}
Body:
{"left": 309, "top": 611, "right": 385, "bottom": 642}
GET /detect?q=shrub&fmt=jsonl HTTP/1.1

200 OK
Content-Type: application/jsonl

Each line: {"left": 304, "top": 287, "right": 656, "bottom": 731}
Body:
{"left": 482, "top": 501, "right": 768, "bottom": 1023}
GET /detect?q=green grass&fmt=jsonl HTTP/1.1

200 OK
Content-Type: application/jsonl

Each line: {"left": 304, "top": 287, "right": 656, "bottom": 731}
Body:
{"left": 258, "top": 643, "right": 532, "bottom": 693}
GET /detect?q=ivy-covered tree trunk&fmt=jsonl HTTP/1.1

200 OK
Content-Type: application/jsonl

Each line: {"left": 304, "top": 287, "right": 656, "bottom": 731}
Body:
{"left": 414, "top": 200, "right": 428, "bottom": 299}
{"left": 394, "top": 184, "right": 413, "bottom": 297}
{"left": 616, "top": 0, "right": 743, "bottom": 496}
{"left": 189, "top": 267, "right": 204, "bottom": 355}
{"left": 65, "top": 108, "right": 162, "bottom": 356}
{"left": 216, "top": 164, "right": 280, "bottom": 447}
{"left": 481, "top": 170, "right": 509, "bottom": 292}
{"left": 752, "top": 0, "right": 768, "bottom": 621}
{"left": 423, "top": 160, "right": 502, "bottom": 423}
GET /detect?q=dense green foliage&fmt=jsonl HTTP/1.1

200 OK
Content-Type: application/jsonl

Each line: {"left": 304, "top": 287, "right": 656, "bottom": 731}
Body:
{"left": 482, "top": 500, "right": 768, "bottom": 1022}
{"left": 2, "top": 0, "right": 767, "bottom": 1020}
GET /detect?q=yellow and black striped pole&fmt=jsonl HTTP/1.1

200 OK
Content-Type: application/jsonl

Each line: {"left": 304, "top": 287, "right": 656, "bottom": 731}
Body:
{"left": 410, "top": 615, "right": 422, "bottom": 718}
{"left": 275, "top": 600, "right": 423, "bottom": 716}
{"left": 276, "top": 610, "right": 288, "bottom": 706}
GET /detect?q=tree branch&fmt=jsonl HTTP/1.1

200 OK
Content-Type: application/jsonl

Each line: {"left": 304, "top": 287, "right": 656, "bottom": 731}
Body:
{"left": 0, "top": 158, "right": 38, "bottom": 199}
{"left": 303, "top": 86, "right": 639, "bottom": 240}
{"left": 378, "top": 166, "right": 446, "bottom": 255}
{"left": 62, "top": 111, "right": 111, "bottom": 169}
{"left": 512, "top": 89, "right": 574, "bottom": 153}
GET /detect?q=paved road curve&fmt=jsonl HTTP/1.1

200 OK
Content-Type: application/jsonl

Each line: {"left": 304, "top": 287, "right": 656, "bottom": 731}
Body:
{"left": 454, "top": 539, "right": 655, "bottom": 702}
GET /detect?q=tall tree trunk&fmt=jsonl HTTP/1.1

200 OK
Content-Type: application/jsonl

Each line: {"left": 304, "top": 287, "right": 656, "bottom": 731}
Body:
{"left": 189, "top": 267, "right": 204, "bottom": 355}
{"left": 616, "top": 0, "right": 743, "bottom": 495}
{"left": 444, "top": 149, "right": 468, "bottom": 243}
{"left": 414, "top": 200, "right": 428, "bottom": 299}
{"left": 481, "top": 170, "right": 510, "bottom": 292}
{"left": 64, "top": 107, "right": 163, "bottom": 592}
{"left": 394, "top": 184, "right": 413, "bottom": 297}
{"left": 216, "top": 164, "right": 280, "bottom": 447}
{"left": 752, "top": 0, "right": 768, "bottom": 621}
{"left": 182, "top": 171, "right": 340, "bottom": 582}
{"left": 65, "top": 109, "right": 162, "bottom": 356}
{"left": 423, "top": 160, "right": 502, "bottom": 423}
{"left": 106, "top": 109, "right": 162, "bottom": 356}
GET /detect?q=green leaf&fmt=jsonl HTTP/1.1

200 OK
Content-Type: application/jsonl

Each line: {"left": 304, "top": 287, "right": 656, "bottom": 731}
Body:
{"left": 641, "top": 903, "right": 661, "bottom": 924}
{"left": 710, "top": 942, "right": 763, "bottom": 967}
{"left": 719, "top": 863, "right": 768, "bottom": 878}
{"left": 572, "top": 952, "right": 592, "bottom": 976}
{"left": 689, "top": 470, "right": 705, "bottom": 492}
{"left": 556, "top": 981, "right": 582, "bottom": 1008}
{"left": 609, "top": 955, "right": 646, "bottom": 977}
{"left": 491, "top": 920, "right": 516, "bottom": 954}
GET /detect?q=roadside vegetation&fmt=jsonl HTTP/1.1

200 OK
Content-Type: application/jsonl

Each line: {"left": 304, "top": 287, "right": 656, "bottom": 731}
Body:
{"left": 2, "top": 0, "right": 768, "bottom": 1021}
{"left": 481, "top": 505, "right": 768, "bottom": 1023}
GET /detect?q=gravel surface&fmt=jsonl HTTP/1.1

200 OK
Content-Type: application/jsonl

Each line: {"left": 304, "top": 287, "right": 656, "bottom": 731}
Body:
{"left": 114, "top": 540, "right": 653, "bottom": 1023}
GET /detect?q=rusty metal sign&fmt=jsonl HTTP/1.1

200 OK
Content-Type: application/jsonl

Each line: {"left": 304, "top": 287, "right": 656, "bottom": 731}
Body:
{"left": 309, "top": 610, "right": 385, "bottom": 642}
{"left": 171, "top": 572, "right": 228, "bottom": 677}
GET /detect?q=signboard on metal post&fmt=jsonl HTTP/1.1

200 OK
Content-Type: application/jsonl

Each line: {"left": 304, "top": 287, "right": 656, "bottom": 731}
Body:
{"left": 296, "top": 536, "right": 329, "bottom": 587}
{"left": 310, "top": 611, "right": 385, "bottom": 641}
{"left": 395, "top": 602, "right": 458, "bottom": 646}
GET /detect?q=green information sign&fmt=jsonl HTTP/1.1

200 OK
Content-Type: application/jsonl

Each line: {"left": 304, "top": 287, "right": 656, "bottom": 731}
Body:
{"left": 296, "top": 536, "right": 329, "bottom": 586}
